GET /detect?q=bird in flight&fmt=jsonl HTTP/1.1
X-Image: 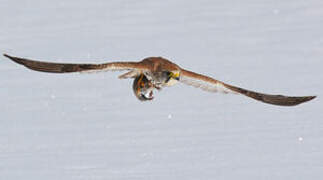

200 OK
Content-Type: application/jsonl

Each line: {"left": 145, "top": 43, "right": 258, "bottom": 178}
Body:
{"left": 3, "top": 54, "right": 316, "bottom": 106}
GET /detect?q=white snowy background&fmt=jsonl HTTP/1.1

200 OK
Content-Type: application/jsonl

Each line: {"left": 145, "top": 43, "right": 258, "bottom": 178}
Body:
{"left": 0, "top": 0, "right": 322, "bottom": 179}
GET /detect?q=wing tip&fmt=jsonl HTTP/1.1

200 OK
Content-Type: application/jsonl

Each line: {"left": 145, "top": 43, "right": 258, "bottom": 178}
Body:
{"left": 290, "top": 95, "right": 317, "bottom": 106}
{"left": 303, "top": 95, "right": 317, "bottom": 103}
{"left": 3, "top": 53, "right": 11, "bottom": 58}
{"left": 3, "top": 53, "right": 26, "bottom": 65}
{"left": 267, "top": 95, "right": 317, "bottom": 106}
{"left": 3, "top": 53, "right": 16, "bottom": 61}
{"left": 3, "top": 53, "right": 17, "bottom": 61}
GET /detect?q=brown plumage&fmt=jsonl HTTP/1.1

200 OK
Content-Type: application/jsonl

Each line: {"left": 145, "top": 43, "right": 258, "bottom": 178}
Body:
{"left": 3, "top": 54, "right": 147, "bottom": 73}
{"left": 3, "top": 54, "right": 316, "bottom": 106}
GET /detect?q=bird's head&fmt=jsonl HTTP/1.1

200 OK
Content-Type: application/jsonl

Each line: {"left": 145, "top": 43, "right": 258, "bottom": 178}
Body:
{"left": 132, "top": 74, "right": 155, "bottom": 101}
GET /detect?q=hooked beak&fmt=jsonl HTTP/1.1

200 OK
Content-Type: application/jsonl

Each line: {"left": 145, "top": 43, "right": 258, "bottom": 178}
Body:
{"left": 170, "top": 72, "right": 180, "bottom": 81}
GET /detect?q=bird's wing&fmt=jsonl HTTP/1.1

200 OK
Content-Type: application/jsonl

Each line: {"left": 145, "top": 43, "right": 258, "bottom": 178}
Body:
{"left": 180, "top": 69, "right": 316, "bottom": 106}
{"left": 3, "top": 54, "right": 149, "bottom": 73}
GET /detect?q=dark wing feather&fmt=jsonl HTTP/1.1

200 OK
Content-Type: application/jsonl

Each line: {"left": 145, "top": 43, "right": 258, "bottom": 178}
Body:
{"left": 3, "top": 54, "right": 148, "bottom": 73}
{"left": 180, "top": 69, "right": 316, "bottom": 106}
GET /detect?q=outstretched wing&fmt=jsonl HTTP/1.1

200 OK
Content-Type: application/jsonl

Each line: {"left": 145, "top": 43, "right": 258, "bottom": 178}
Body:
{"left": 3, "top": 54, "right": 149, "bottom": 73}
{"left": 180, "top": 69, "right": 316, "bottom": 106}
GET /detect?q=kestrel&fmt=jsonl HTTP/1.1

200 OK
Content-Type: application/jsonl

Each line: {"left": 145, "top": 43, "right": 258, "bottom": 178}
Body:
{"left": 3, "top": 54, "right": 316, "bottom": 106}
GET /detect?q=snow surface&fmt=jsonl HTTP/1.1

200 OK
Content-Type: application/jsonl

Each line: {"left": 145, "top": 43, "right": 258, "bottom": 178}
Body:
{"left": 1, "top": 0, "right": 322, "bottom": 179}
